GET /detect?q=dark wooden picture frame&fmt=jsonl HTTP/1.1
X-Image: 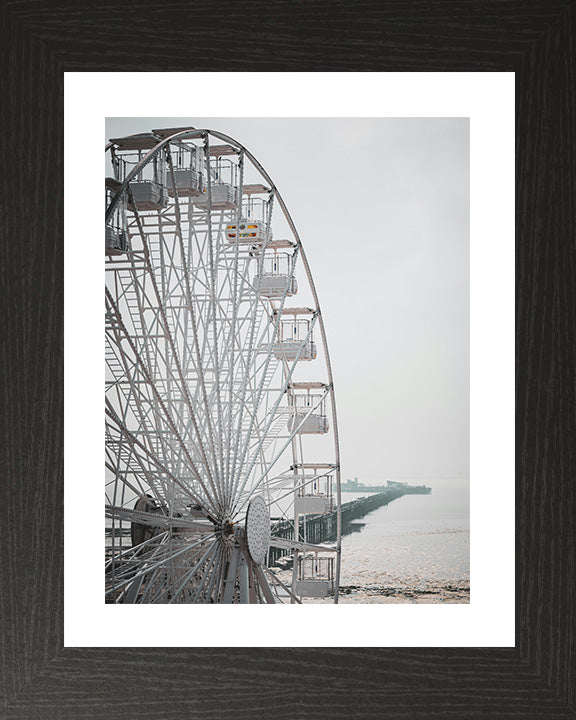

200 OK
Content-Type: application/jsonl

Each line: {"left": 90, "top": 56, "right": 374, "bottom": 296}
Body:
{"left": 1, "top": 1, "right": 574, "bottom": 717}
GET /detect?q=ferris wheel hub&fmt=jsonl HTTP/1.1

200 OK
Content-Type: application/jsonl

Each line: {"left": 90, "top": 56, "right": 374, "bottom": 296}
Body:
{"left": 219, "top": 519, "right": 235, "bottom": 537}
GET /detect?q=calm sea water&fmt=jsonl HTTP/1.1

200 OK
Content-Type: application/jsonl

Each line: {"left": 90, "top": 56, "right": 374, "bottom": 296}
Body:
{"left": 337, "top": 478, "right": 470, "bottom": 603}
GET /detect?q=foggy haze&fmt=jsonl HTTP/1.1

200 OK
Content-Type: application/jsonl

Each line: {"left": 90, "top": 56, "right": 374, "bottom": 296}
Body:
{"left": 105, "top": 117, "right": 470, "bottom": 481}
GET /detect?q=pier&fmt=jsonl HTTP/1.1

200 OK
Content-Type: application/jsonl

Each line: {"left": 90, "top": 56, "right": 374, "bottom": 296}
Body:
{"left": 269, "top": 483, "right": 431, "bottom": 565}
{"left": 341, "top": 478, "right": 433, "bottom": 493}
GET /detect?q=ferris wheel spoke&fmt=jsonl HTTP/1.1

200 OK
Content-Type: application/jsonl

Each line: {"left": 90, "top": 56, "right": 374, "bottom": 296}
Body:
{"left": 108, "top": 546, "right": 164, "bottom": 589}
{"left": 105, "top": 421, "right": 173, "bottom": 509}
{"left": 135, "top": 567, "right": 167, "bottom": 603}
{"left": 150, "top": 540, "right": 217, "bottom": 603}
{"left": 189, "top": 542, "right": 223, "bottom": 603}
{"left": 179, "top": 299, "right": 222, "bottom": 485}
{"left": 106, "top": 397, "right": 180, "bottom": 497}
{"left": 171, "top": 270, "right": 228, "bottom": 500}
{"left": 107, "top": 376, "right": 180, "bottom": 480}
{"left": 106, "top": 533, "right": 211, "bottom": 598}
{"left": 166, "top": 538, "right": 220, "bottom": 604}
{"left": 228, "top": 387, "right": 284, "bottom": 500}
{"left": 106, "top": 531, "right": 169, "bottom": 571}
{"left": 105, "top": 505, "right": 213, "bottom": 535}
{"left": 196, "top": 302, "right": 246, "bottom": 504}
{"left": 229, "top": 298, "right": 316, "bottom": 509}
{"left": 105, "top": 401, "right": 213, "bottom": 512}
{"left": 231, "top": 327, "right": 320, "bottom": 516}
{"left": 211, "top": 297, "right": 276, "bottom": 507}
{"left": 107, "top": 536, "right": 173, "bottom": 596}
{"left": 159, "top": 297, "right": 222, "bottom": 485}
{"left": 211, "top": 287, "right": 250, "bottom": 489}
{"left": 198, "top": 545, "right": 226, "bottom": 603}
{"left": 105, "top": 289, "right": 222, "bottom": 512}
{"left": 105, "top": 459, "right": 159, "bottom": 510}
{"left": 231, "top": 392, "right": 300, "bottom": 506}
{"left": 163, "top": 156, "right": 223, "bottom": 483}
{"left": 221, "top": 237, "right": 250, "bottom": 503}
{"left": 186, "top": 254, "right": 260, "bottom": 496}
{"left": 202, "top": 136, "right": 227, "bottom": 493}
{"left": 120, "top": 219, "right": 223, "bottom": 506}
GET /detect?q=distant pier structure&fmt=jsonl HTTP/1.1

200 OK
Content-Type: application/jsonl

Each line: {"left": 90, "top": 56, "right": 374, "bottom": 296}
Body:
{"left": 269, "top": 481, "right": 431, "bottom": 565}
{"left": 342, "top": 478, "right": 432, "bottom": 494}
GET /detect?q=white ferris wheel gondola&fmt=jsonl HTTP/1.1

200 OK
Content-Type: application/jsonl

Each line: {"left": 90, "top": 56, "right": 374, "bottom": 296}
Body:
{"left": 105, "top": 127, "right": 341, "bottom": 603}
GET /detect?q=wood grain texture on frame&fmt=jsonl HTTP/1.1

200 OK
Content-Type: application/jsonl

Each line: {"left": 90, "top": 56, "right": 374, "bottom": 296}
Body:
{"left": 0, "top": 0, "right": 574, "bottom": 717}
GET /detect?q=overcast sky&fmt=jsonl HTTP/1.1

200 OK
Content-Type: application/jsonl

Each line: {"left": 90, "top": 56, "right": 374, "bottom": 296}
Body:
{"left": 106, "top": 117, "right": 469, "bottom": 481}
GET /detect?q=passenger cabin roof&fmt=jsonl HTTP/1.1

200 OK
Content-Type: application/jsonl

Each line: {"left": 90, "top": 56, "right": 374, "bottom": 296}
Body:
{"left": 151, "top": 127, "right": 200, "bottom": 141}
{"left": 243, "top": 183, "right": 270, "bottom": 195}
{"left": 291, "top": 463, "right": 336, "bottom": 470}
{"left": 209, "top": 144, "right": 238, "bottom": 156}
{"left": 267, "top": 239, "right": 296, "bottom": 249}
{"left": 108, "top": 133, "right": 161, "bottom": 151}
{"left": 276, "top": 307, "right": 316, "bottom": 315}
{"left": 290, "top": 382, "right": 328, "bottom": 390}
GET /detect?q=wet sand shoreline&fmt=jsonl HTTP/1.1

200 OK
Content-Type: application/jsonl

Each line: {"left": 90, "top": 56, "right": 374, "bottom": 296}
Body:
{"left": 336, "top": 581, "right": 470, "bottom": 604}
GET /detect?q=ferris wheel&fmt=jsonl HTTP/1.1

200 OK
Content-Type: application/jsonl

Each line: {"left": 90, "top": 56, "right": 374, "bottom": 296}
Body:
{"left": 105, "top": 127, "right": 341, "bottom": 603}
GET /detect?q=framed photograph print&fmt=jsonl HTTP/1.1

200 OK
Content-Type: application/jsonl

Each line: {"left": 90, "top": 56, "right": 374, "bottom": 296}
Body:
{"left": 1, "top": 2, "right": 574, "bottom": 717}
